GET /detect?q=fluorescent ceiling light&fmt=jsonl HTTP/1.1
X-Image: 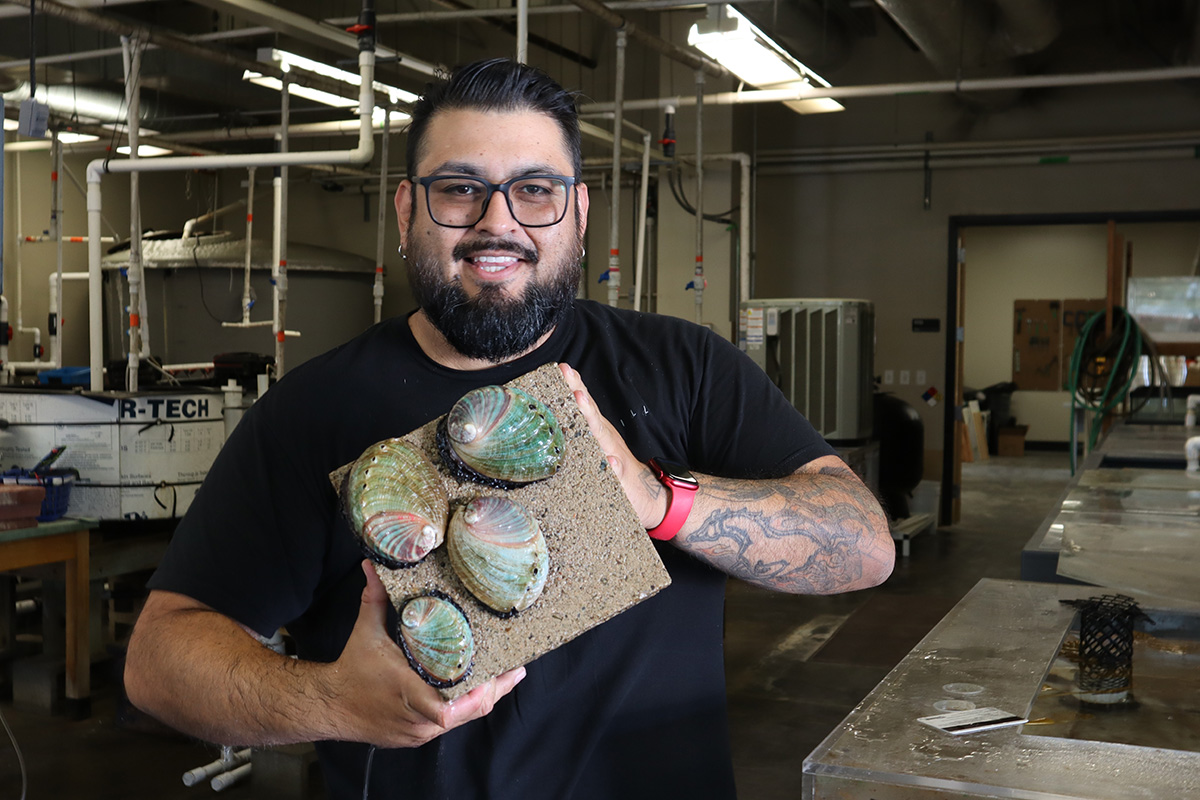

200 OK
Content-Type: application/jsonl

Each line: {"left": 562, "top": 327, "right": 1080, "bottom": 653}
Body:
{"left": 371, "top": 107, "right": 412, "bottom": 126}
{"left": 54, "top": 131, "right": 100, "bottom": 144}
{"left": 244, "top": 48, "right": 419, "bottom": 109}
{"left": 116, "top": 144, "right": 174, "bottom": 157}
{"left": 4, "top": 117, "right": 19, "bottom": 131}
{"left": 688, "top": 6, "right": 843, "bottom": 115}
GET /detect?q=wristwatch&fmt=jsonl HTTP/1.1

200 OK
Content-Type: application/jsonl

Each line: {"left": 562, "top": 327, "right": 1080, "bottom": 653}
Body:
{"left": 645, "top": 458, "right": 699, "bottom": 541}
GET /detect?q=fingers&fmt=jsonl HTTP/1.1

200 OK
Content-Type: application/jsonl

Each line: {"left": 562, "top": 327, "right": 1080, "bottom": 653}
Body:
{"left": 357, "top": 560, "right": 388, "bottom": 629}
{"left": 443, "top": 667, "right": 527, "bottom": 729}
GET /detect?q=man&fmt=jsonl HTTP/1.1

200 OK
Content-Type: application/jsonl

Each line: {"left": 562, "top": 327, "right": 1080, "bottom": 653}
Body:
{"left": 124, "top": 58, "right": 893, "bottom": 798}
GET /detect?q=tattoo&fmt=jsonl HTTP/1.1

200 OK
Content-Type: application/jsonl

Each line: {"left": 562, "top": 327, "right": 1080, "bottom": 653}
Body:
{"left": 677, "top": 463, "right": 890, "bottom": 594}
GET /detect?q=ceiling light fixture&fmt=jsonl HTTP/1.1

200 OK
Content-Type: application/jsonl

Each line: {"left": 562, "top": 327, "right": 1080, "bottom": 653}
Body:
{"left": 243, "top": 48, "right": 419, "bottom": 109}
{"left": 687, "top": 6, "right": 844, "bottom": 115}
{"left": 116, "top": 144, "right": 174, "bottom": 157}
{"left": 3, "top": 117, "right": 19, "bottom": 131}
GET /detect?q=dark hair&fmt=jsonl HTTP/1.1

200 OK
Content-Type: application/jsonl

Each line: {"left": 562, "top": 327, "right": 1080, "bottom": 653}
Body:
{"left": 405, "top": 58, "right": 582, "bottom": 181}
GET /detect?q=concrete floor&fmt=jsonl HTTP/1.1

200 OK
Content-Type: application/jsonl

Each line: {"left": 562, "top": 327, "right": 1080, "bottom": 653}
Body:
{"left": 0, "top": 451, "right": 1072, "bottom": 799}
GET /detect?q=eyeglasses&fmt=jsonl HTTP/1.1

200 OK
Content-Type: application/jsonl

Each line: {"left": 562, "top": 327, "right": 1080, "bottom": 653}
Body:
{"left": 416, "top": 174, "right": 577, "bottom": 229}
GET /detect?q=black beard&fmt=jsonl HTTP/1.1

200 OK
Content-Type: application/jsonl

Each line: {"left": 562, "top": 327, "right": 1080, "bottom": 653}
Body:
{"left": 407, "top": 238, "right": 582, "bottom": 363}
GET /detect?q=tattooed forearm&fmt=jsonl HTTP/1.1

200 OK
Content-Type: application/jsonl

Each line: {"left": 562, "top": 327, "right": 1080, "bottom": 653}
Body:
{"left": 674, "top": 456, "right": 893, "bottom": 594}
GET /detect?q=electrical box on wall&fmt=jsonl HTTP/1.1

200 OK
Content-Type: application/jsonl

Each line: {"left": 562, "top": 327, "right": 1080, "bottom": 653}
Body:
{"left": 740, "top": 298, "right": 875, "bottom": 441}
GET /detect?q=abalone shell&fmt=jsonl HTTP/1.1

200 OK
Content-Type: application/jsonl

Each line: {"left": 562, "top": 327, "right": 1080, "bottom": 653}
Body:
{"left": 437, "top": 385, "right": 565, "bottom": 489}
{"left": 396, "top": 593, "right": 474, "bottom": 688}
{"left": 343, "top": 438, "right": 449, "bottom": 569}
{"left": 447, "top": 496, "right": 549, "bottom": 617}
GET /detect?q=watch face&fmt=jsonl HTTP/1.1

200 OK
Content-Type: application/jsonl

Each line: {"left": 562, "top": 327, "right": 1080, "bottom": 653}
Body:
{"left": 653, "top": 458, "right": 698, "bottom": 488}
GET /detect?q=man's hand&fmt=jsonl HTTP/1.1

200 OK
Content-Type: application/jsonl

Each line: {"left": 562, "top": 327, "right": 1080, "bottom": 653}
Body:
{"left": 124, "top": 562, "right": 525, "bottom": 749}
{"left": 324, "top": 561, "right": 527, "bottom": 748}
{"left": 559, "top": 363, "right": 669, "bottom": 530}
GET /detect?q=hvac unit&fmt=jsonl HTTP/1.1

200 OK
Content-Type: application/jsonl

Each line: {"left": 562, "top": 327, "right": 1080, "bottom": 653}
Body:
{"left": 739, "top": 298, "right": 874, "bottom": 441}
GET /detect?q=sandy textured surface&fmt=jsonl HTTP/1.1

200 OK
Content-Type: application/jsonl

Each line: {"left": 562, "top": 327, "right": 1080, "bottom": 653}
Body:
{"left": 330, "top": 362, "right": 670, "bottom": 699}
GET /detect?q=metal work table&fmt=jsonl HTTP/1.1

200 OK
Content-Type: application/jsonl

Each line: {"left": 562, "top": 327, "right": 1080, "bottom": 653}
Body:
{"left": 803, "top": 579, "right": 1200, "bottom": 799}
{"left": 1094, "top": 424, "right": 1194, "bottom": 468}
{"left": 0, "top": 518, "right": 99, "bottom": 718}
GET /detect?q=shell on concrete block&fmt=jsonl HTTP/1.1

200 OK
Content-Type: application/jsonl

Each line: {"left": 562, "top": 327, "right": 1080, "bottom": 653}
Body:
{"left": 447, "top": 496, "right": 549, "bottom": 617}
{"left": 342, "top": 438, "right": 449, "bottom": 569}
{"left": 437, "top": 385, "right": 565, "bottom": 489}
{"left": 396, "top": 593, "right": 474, "bottom": 688}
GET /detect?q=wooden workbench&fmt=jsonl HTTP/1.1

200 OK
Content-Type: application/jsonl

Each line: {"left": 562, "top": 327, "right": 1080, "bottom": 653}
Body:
{"left": 0, "top": 518, "right": 99, "bottom": 718}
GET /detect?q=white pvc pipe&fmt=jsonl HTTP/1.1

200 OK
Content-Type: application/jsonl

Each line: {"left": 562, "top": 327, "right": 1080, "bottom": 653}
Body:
{"left": 580, "top": 64, "right": 1200, "bottom": 114}
{"left": 1186, "top": 435, "right": 1200, "bottom": 474}
{"left": 86, "top": 48, "right": 376, "bottom": 391}
{"left": 632, "top": 131, "right": 651, "bottom": 313}
{"left": 210, "top": 762, "right": 252, "bottom": 791}
{"left": 183, "top": 198, "right": 247, "bottom": 239}
{"left": 182, "top": 748, "right": 252, "bottom": 787}
{"left": 1186, "top": 395, "right": 1200, "bottom": 428}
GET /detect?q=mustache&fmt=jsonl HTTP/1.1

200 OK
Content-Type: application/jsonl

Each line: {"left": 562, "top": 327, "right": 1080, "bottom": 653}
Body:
{"left": 452, "top": 238, "right": 539, "bottom": 264}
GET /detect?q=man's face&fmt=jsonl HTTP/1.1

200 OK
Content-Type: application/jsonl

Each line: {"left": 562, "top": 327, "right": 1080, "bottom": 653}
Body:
{"left": 395, "top": 107, "right": 590, "bottom": 363}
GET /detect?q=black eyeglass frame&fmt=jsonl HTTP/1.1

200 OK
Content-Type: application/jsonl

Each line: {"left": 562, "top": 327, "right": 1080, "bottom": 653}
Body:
{"left": 415, "top": 174, "right": 579, "bottom": 229}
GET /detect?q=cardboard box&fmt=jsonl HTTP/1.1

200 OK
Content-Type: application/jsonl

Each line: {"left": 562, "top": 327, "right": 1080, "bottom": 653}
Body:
{"left": 998, "top": 425, "right": 1030, "bottom": 457}
{"left": 1013, "top": 300, "right": 1062, "bottom": 391}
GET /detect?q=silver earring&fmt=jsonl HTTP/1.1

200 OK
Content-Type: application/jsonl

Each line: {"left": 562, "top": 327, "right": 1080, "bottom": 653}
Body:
{"left": 582, "top": 247, "right": 587, "bottom": 258}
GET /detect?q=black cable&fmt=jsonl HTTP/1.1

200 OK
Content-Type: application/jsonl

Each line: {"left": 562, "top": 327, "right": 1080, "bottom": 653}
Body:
{"left": 1, "top": 704, "right": 28, "bottom": 800}
{"left": 666, "top": 166, "right": 736, "bottom": 224}
{"left": 192, "top": 238, "right": 238, "bottom": 324}
{"left": 362, "top": 744, "right": 377, "bottom": 800}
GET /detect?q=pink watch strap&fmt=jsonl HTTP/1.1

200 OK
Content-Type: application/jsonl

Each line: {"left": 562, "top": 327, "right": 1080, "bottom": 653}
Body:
{"left": 647, "top": 478, "right": 696, "bottom": 541}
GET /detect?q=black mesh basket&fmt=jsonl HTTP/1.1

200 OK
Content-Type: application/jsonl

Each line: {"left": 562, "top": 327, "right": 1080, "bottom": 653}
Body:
{"left": 1062, "top": 594, "right": 1151, "bottom": 705}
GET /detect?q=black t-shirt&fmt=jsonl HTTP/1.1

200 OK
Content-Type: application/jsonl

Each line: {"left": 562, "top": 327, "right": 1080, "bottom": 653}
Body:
{"left": 148, "top": 299, "right": 834, "bottom": 799}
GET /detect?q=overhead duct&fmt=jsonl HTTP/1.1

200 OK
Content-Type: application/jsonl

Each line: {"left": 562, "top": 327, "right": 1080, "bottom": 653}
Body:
{"left": 873, "top": 0, "right": 1060, "bottom": 105}
{"left": 2, "top": 81, "right": 162, "bottom": 126}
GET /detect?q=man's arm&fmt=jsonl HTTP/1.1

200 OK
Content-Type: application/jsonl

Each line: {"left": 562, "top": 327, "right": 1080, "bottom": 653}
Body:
{"left": 124, "top": 561, "right": 525, "bottom": 747}
{"left": 560, "top": 364, "right": 894, "bottom": 594}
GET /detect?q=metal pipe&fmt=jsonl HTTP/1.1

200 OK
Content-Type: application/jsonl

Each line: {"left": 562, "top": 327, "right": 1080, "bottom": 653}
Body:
{"left": 567, "top": 0, "right": 727, "bottom": 79}
{"left": 239, "top": 167, "right": 256, "bottom": 325}
{"left": 188, "top": 0, "right": 438, "bottom": 77}
{"left": 607, "top": 29, "right": 627, "bottom": 308}
{"left": 122, "top": 35, "right": 144, "bottom": 391}
{"left": 0, "top": 27, "right": 274, "bottom": 71}
{"left": 580, "top": 64, "right": 1200, "bottom": 113}
{"left": 53, "top": 132, "right": 65, "bottom": 368}
{"left": 516, "top": 0, "right": 529, "bottom": 62}
{"left": 692, "top": 70, "right": 704, "bottom": 324}
{"left": 339, "top": 0, "right": 773, "bottom": 24}
{"left": 756, "top": 145, "right": 1198, "bottom": 176}
{"left": 373, "top": 106, "right": 390, "bottom": 324}
{"left": 13, "top": 155, "right": 41, "bottom": 355}
{"left": 86, "top": 35, "right": 377, "bottom": 391}
{"left": 274, "top": 73, "right": 292, "bottom": 376}
{"left": 10, "top": 0, "right": 363, "bottom": 104}
{"left": 632, "top": 131, "right": 651, "bottom": 313}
